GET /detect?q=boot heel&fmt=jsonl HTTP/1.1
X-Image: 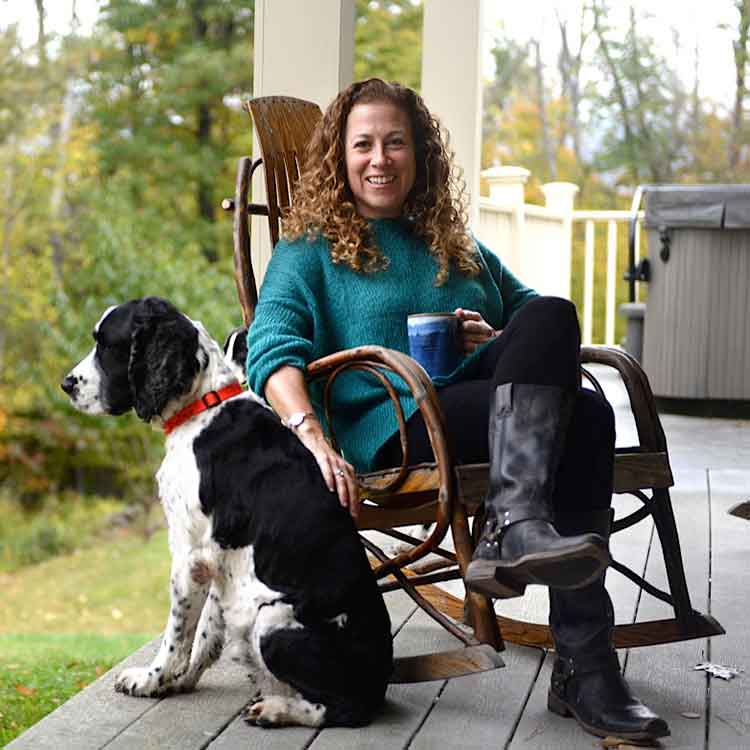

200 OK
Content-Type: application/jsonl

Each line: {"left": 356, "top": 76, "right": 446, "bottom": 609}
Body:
{"left": 547, "top": 689, "right": 572, "bottom": 717}
{"left": 465, "top": 561, "right": 525, "bottom": 599}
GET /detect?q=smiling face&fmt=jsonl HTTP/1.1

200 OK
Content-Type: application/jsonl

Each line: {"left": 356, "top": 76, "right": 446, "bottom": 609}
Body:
{"left": 344, "top": 100, "right": 417, "bottom": 220}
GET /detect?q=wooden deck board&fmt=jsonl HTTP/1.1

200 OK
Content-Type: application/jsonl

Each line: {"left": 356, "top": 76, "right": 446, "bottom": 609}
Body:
{"left": 205, "top": 719, "right": 314, "bottom": 750}
{"left": 101, "top": 657, "right": 256, "bottom": 750}
{"left": 206, "top": 590, "right": 419, "bottom": 750}
{"left": 705, "top": 470, "right": 750, "bottom": 749}
{"left": 307, "top": 607, "right": 460, "bottom": 750}
{"left": 409, "top": 644, "right": 542, "bottom": 750}
{"left": 506, "top": 491, "right": 655, "bottom": 748}
{"left": 6, "top": 640, "right": 161, "bottom": 750}
{"left": 620, "top": 469, "right": 711, "bottom": 748}
{"left": 7, "top": 384, "right": 749, "bottom": 750}
{"left": 400, "top": 527, "right": 548, "bottom": 749}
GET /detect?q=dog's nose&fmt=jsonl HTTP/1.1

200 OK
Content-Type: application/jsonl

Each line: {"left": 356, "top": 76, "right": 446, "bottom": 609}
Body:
{"left": 61, "top": 375, "right": 77, "bottom": 396}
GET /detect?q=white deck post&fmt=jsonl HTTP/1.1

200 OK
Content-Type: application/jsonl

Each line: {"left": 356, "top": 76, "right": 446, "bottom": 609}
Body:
{"left": 250, "top": 0, "right": 355, "bottom": 283}
{"left": 482, "top": 166, "right": 530, "bottom": 276}
{"left": 420, "top": 0, "right": 484, "bottom": 231}
{"left": 541, "top": 181, "right": 579, "bottom": 300}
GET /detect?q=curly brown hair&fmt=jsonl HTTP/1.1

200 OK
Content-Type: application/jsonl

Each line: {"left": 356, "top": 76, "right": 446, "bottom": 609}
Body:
{"left": 282, "top": 78, "right": 480, "bottom": 285}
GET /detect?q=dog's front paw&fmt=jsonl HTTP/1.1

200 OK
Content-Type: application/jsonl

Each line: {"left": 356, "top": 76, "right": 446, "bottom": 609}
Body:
{"left": 115, "top": 666, "right": 171, "bottom": 698}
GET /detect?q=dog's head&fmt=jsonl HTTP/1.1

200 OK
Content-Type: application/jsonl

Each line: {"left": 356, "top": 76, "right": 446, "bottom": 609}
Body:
{"left": 61, "top": 297, "right": 203, "bottom": 422}
{"left": 222, "top": 326, "right": 248, "bottom": 386}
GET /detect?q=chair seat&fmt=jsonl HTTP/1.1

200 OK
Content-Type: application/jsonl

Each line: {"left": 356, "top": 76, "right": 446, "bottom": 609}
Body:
{"left": 358, "top": 449, "right": 674, "bottom": 529}
{"left": 359, "top": 452, "right": 724, "bottom": 651}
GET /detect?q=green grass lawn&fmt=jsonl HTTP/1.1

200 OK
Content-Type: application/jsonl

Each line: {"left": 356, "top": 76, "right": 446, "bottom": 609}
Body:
{"left": 0, "top": 529, "right": 170, "bottom": 746}
{"left": 0, "top": 633, "right": 149, "bottom": 747}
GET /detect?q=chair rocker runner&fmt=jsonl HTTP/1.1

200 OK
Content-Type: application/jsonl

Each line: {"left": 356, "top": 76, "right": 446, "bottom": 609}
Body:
{"left": 222, "top": 95, "right": 723, "bottom": 682}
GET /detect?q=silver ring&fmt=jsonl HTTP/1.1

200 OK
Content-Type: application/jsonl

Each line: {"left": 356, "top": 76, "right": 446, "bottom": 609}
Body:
{"left": 335, "top": 469, "right": 345, "bottom": 477}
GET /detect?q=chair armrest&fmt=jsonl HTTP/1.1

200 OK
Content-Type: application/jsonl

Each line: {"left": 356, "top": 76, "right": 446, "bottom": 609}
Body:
{"left": 305, "top": 345, "right": 451, "bottom": 487}
{"left": 580, "top": 345, "right": 667, "bottom": 453}
{"left": 306, "top": 346, "right": 456, "bottom": 574}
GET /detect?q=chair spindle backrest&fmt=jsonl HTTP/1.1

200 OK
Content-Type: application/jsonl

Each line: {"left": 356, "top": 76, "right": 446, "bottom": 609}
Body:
{"left": 231, "top": 96, "right": 322, "bottom": 327}
{"left": 245, "top": 96, "right": 323, "bottom": 246}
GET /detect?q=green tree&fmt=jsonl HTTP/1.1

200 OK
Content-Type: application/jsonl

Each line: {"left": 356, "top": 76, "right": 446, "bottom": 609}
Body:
{"left": 590, "top": 1, "right": 688, "bottom": 184}
{"left": 87, "top": 0, "right": 254, "bottom": 262}
{"left": 1, "top": 1, "right": 253, "bottom": 506}
{"left": 355, "top": 0, "right": 422, "bottom": 90}
{"left": 482, "top": 31, "right": 587, "bottom": 200}
{"left": 729, "top": 0, "right": 750, "bottom": 175}
{"left": 482, "top": 30, "right": 534, "bottom": 169}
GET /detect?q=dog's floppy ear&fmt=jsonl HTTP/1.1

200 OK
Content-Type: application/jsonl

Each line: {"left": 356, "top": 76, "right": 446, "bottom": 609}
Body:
{"left": 128, "top": 297, "right": 201, "bottom": 421}
{"left": 222, "top": 326, "right": 249, "bottom": 385}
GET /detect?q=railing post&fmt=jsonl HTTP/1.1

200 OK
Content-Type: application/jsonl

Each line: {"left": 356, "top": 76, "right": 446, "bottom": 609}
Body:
{"left": 482, "top": 166, "right": 530, "bottom": 274}
{"left": 606, "top": 220, "right": 618, "bottom": 346}
{"left": 541, "top": 182, "right": 579, "bottom": 300}
{"left": 583, "top": 220, "right": 595, "bottom": 345}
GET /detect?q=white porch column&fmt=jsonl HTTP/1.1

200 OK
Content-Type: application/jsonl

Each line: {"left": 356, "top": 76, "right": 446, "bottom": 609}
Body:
{"left": 250, "top": 0, "right": 355, "bottom": 283}
{"left": 420, "top": 0, "right": 484, "bottom": 230}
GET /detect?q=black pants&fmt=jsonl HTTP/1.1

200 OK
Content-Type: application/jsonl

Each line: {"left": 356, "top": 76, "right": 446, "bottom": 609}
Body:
{"left": 374, "top": 297, "right": 615, "bottom": 513}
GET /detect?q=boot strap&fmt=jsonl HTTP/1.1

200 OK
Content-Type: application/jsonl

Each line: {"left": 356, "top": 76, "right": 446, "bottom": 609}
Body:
{"left": 554, "top": 652, "right": 621, "bottom": 687}
{"left": 490, "top": 507, "right": 549, "bottom": 538}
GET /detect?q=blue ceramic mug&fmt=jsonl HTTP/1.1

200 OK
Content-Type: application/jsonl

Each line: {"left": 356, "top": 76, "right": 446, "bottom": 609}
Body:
{"left": 407, "top": 313, "right": 462, "bottom": 379}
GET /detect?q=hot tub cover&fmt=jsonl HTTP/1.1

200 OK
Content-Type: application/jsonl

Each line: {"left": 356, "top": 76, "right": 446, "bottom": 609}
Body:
{"left": 643, "top": 184, "right": 750, "bottom": 230}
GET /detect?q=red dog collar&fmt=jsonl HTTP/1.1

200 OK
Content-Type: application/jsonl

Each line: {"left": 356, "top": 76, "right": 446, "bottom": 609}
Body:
{"left": 163, "top": 382, "right": 244, "bottom": 435}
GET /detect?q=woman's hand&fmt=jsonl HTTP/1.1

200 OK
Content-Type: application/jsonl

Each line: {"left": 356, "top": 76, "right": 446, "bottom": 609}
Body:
{"left": 294, "top": 419, "right": 360, "bottom": 520}
{"left": 264, "top": 366, "right": 360, "bottom": 520}
{"left": 454, "top": 308, "right": 500, "bottom": 354}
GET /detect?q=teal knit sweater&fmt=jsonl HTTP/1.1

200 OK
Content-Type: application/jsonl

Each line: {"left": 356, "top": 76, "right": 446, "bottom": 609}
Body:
{"left": 247, "top": 218, "right": 538, "bottom": 472}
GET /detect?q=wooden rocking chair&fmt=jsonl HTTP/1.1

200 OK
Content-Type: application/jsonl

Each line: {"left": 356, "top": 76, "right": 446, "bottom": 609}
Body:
{"left": 221, "top": 95, "right": 724, "bottom": 681}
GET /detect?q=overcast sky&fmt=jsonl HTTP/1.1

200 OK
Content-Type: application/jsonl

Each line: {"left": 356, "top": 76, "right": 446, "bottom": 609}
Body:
{"left": 484, "top": 0, "right": 737, "bottom": 109}
{"left": 2, "top": 0, "right": 740, "bottom": 109}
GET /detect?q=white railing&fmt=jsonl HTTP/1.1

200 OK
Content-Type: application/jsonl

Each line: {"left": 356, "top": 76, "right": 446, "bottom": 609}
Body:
{"left": 475, "top": 167, "right": 643, "bottom": 347}
{"left": 477, "top": 199, "right": 571, "bottom": 301}
{"left": 572, "top": 210, "right": 644, "bottom": 346}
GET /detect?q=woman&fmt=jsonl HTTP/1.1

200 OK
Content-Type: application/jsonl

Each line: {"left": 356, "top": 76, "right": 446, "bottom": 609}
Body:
{"left": 247, "top": 78, "right": 668, "bottom": 742}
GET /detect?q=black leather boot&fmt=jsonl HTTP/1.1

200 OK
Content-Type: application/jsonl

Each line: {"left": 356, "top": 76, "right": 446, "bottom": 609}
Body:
{"left": 547, "top": 509, "right": 670, "bottom": 741}
{"left": 465, "top": 384, "right": 610, "bottom": 599}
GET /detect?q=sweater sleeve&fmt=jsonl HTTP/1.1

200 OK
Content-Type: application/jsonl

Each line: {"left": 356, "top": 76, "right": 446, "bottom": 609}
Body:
{"left": 246, "top": 241, "right": 317, "bottom": 400}
{"left": 476, "top": 238, "right": 539, "bottom": 327}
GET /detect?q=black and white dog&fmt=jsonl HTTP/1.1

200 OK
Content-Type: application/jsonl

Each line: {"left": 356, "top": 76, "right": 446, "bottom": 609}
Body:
{"left": 224, "top": 325, "right": 433, "bottom": 558}
{"left": 61, "top": 297, "right": 393, "bottom": 728}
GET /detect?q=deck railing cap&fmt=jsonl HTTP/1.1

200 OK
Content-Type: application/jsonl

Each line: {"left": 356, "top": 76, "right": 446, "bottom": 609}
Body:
{"left": 541, "top": 181, "right": 579, "bottom": 212}
{"left": 481, "top": 165, "right": 531, "bottom": 183}
{"left": 482, "top": 166, "right": 530, "bottom": 206}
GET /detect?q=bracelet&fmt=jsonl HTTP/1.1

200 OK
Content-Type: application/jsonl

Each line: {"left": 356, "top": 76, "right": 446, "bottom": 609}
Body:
{"left": 285, "top": 411, "right": 318, "bottom": 431}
